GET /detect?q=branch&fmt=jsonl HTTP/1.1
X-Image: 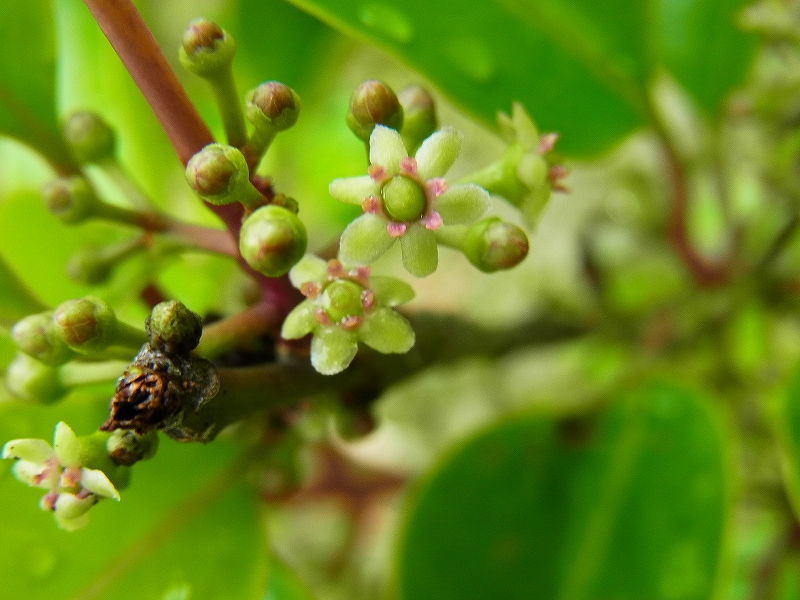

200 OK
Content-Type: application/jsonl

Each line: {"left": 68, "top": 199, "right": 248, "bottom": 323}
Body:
{"left": 82, "top": 0, "right": 300, "bottom": 318}
{"left": 174, "top": 311, "right": 587, "bottom": 441}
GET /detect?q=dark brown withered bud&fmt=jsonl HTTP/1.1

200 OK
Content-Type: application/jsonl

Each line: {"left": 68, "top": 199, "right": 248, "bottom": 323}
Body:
{"left": 100, "top": 343, "right": 220, "bottom": 438}
{"left": 100, "top": 360, "right": 184, "bottom": 435}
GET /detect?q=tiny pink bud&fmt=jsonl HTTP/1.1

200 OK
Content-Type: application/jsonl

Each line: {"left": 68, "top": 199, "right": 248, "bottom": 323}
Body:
{"left": 387, "top": 222, "right": 407, "bottom": 238}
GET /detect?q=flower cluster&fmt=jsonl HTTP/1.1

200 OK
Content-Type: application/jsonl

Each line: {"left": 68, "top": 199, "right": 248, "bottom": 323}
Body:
{"left": 281, "top": 255, "right": 415, "bottom": 374}
{"left": 2, "top": 422, "right": 120, "bottom": 530}
{"left": 330, "top": 125, "right": 490, "bottom": 277}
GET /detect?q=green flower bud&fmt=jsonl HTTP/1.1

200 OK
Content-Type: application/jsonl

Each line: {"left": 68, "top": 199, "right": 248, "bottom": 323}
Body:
{"left": 62, "top": 111, "right": 116, "bottom": 164}
{"left": 145, "top": 300, "right": 203, "bottom": 354}
{"left": 381, "top": 175, "right": 427, "bottom": 222}
{"left": 246, "top": 82, "right": 301, "bottom": 132}
{"left": 106, "top": 430, "right": 159, "bottom": 466}
{"left": 41, "top": 176, "right": 101, "bottom": 225}
{"left": 462, "top": 217, "right": 530, "bottom": 272}
{"left": 11, "top": 312, "right": 75, "bottom": 366}
{"left": 346, "top": 80, "right": 404, "bottom": 142}
{"left": 179, "top": 19, "right": 236, "bottom": 78}
{"left": 53, "top": 296, "right": 146, "bottom": 354}
{"left": 185, "top": 143, "right": 261, "bottom": 207}
{"left": 239, "top": 205, "right": 308, "bottom": 277}
{"left": 5, "top": 353, "right": 66, "bottom": 403}
{"left": 399, "top": 85, "right": 438, "bottom": 153}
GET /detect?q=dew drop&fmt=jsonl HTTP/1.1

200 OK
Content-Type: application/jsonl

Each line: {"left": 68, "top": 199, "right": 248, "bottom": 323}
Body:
{"left": 445, "top": 37, "right": 496, "bottom": 83}
{"left": 25, "top": 544, "right": 57, "bottom": 579}
{"left": 359, "top": 4, "right": 414, "bottom": 44}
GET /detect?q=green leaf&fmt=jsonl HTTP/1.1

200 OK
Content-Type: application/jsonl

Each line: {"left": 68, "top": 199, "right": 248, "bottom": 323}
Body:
{"left": 286, "top": 0, "right": 755, "bottom": 156}
{"left": 0, "top": 254, "right": 47, "bottom": 328}
{"left": 0, "top": 394, "right": 268, "bottom": 600}
{"left": 395, "top": 381, "right": 729, "bottom": 600}
{"left": 655, "top": 0, "right": 755, "bottom": 117}
{"left": 776, "top": 365, "right": 800, "bottom": 519}
{"left": 0, "top": 0, "right": 73, "bottom": 170}
{"left": 264, "top": 558, "right": 314, "bottom": 600}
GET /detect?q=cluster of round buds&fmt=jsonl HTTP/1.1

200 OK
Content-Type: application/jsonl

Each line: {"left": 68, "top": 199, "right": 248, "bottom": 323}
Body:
{"left": 2, "top": 423, "right": 122, "bottom": 530}
{"left": 281, "top": 255, "right": 415, "bottom": 374}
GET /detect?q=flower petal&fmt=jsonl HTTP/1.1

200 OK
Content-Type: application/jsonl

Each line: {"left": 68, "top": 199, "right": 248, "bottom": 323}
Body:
{"left": 281, "top": 299, "right": 317, "bottom": 340}
{"left": 434, "top": 183, "right": 490, "bottom": 225}
{"left": 54, "top": 492, "right": 96, "bottom": 520}
{"left": 415, "top": 126, "right": 463, "bottom": 180}
{"left": 12, "top": 460, "right": 57, "bottom": 488}
{"left": 310, "top": 328, "right": 359, "bottom": 375}
{"left": 54, "top": 511, "right": 90, "bottom": 531}
{"left": 53, "top": 422, "right": 82, "bottom": 468}
{"left": 369, "top": 125, "right": 406, "bottom": 173}
{"left": 358, "top": 308, "right": 415, "bottom": 354}
{"left": 400, "top": 224, "right": 438, "bottom": 277}
{"left": 369, "top": 276, "right": 415, "bottom": 307}
{"left": 339, "top": 213, "right": 396, "bottom": 265}
{"left": 511, "top": 102, "right": 540, "bottom": 149}
{"left": 329, "top": 175, "right": 379, "bottom": 205}
{"left": 80, "top": 467, "right": 120, "bottom": 500}
{"left": 2, "top": 438, "right": 54, "bottom": 463}
{"left": 289, "top": 255, "right": 328, "bottom": 289}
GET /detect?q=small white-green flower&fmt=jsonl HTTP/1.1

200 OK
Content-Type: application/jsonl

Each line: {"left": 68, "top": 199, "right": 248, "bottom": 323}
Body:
{"left": 494, "top": 102, "right": 567, "bottom": 224}
{"left": 329, "top": 125, "right": 490, "bottom": 277}
{"left": 281, "top": 255, "right": 416, "bottom": 375}
{"left": 2, "top": 422, "right": 120, "bottom": 530}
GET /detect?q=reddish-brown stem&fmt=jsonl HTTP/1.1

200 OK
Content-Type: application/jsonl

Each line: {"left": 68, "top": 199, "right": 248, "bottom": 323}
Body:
{"left": 82, "top": 0, "right": 299, "bottom": 319}
{"left": 662, "top": 145, "right": 730, "bottom": 288}
{"left": 81, "top": 0, "right": 242, "bottom": 236}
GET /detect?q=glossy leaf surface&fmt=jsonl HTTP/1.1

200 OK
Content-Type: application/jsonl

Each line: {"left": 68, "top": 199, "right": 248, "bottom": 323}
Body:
{"left": 286, "top": 0, "right": 753, "bottom": 156}
{"left": 396, "top": 382, "right": 728, "bottom": 600}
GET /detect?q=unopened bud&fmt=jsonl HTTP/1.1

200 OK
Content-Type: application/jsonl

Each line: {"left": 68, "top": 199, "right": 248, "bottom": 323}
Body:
{"left": 11, "top": 312, "right": 75, "bottom": 365}
{"left": 145, "top": 300, "right": 203, "bottom": 354}
{"left": 5, "top": 353, "right": 66, "bottom": 403}
{"left": 346, "top": 80, "right": 403, "bottom": 142}
{"left": 52, "top": 296, "right": 117, "bottom": 354}
{"left": 41, "top": 176, "right": 100, "bottom": 224}
{"left": 399, "top": 85, "right": 437, "bottom": 153}
{"left": 246, "top": 82, "right": 301, "bottom": 132}
{"left": 462, "top": 217, "right": 530, "bottom": 272}
{"left": 106, "top": 430, "right": 159, "bottom": 466}
{"left": 239, "top": 205, "right": 308, "bottom": 277}
{"left": 179, "top": 19, "right": 236, "bottom": 78}
{"left": 62, "top": 111, "right": 116, "bottom": 164}
{"left": 185, "top": 144, "right": 259, "bottom": 206}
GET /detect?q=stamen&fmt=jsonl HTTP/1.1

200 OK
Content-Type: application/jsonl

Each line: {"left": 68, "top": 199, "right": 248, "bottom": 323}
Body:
{"left": 314, "top": 309, "right": 332, "bottom": 326}
{"left": 60, "top": 466, "right": 83, "bottom": 488}
{"left": 422, "top": 211, "right": 443, "bottom": 231}
{"left": 387, "top": 222, "right": 407, "bottom": 238}
{"left": 341, "top": 315, "right": 362, "bottom": 330}
{"left": 400, "top": 157, "right": 418, "bottom": 176}
{"left": 368, "top": 164, "right": 386, "bottom": 182}
{"left": 361, "top": 289, "right": 375, "bottom": 311}
{"left": 362, "top": 195, "right": 381, "bottom": 214}
{"left": 39, "top": 490, "right": 58, "bottom": 511}
{"left": 537, "top": 132, "right": 559, "bottom": 154}
{"left": 300, "top": 282, "right": 320, "bottom": 298}
{"left": 427, "top": 178, "right": 447, "bottom": 197}
{"left": 351, "top": 266, "right": 371, "bottom": 287}
{"left": 327, "top": 259, "right": 346, "bottom": 279}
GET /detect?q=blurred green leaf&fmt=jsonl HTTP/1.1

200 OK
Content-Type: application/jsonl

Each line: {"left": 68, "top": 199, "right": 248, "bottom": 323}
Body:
{"left": 263, "top": 557, "right": 314, "bottom": 600}
{"left": 0, "top": 0, "right": 74, "bottom": 170}
{"left": 0, "top": 254, "right": 47, "bottom": 327}
{"left": 776, "top": 366, "right": 800, "bottom": 520}
{"left": 0, "top": 394, "right": 267, "bottom": 600}
{"left": 655, "top": 0, "right": 755, "bottom": 117}
{"left": 285, "top": 0, "right": 754, "bottom": 156}
{"left": 395, "top": 381, "right": 729, "bottom": 600}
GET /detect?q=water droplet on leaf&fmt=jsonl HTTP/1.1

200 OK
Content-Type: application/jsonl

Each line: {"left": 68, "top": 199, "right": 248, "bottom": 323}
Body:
{"left": 359, "top": 4, "right": 414, "bottom": 43}
{"left": 445, "top": 37, "right": 496, "bottom": 83}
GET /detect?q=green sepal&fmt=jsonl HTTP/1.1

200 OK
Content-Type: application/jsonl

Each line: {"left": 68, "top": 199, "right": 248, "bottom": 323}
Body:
{"left": 310, "top": 327, "right": 359, "bottom": 375}
{"left": 369, "top": 276, "right": 415, "bottom": 307}
{"left": 358, "top": 308, "right": 415, "bottom": 354}
{"left": 339, "top": 213, "right": 396, "bottom": 265}
{"left": 400, "top": 224, "right": 438, "bottom": 277}
{"left": 281, "top": 299, "right": 317, "bottom": 340}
